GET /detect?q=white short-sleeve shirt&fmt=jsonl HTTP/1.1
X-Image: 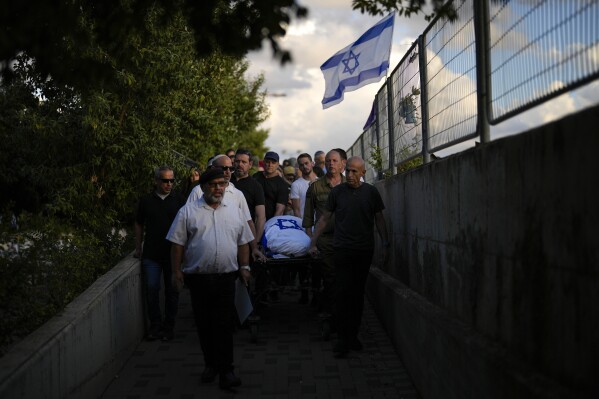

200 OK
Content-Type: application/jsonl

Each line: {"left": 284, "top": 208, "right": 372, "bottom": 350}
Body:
{"left": 290, "top": 177, "right": 311, "bottom": 219}
{"left": 166, "top": 195, "right": 254, "bottom": 274}
{"left": 187, "top": 182, "right": 251, "bottom": 222}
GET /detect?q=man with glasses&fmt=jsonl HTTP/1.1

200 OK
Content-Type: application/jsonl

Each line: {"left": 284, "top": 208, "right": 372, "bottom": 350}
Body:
{"left": 188, "top": 154, "right": 265, "bottom": 262}
{"left": 168, "top": 167, "right": 253, "bottom": 390}
{"left": 134, "top": 165, "right": 185, "bottom": 341}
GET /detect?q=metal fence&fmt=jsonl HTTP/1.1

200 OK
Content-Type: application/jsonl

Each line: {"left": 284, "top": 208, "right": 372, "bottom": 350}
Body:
{"left": 350, "top": 0, "right": 599, "bottom": 183}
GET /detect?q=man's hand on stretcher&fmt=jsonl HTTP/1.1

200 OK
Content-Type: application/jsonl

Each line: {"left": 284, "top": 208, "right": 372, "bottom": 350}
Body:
{"left": 308, "top": 244, "right": 319, "bottom": 258}
{"left": 252, "top": 246, "right": 267, "bottom": 263}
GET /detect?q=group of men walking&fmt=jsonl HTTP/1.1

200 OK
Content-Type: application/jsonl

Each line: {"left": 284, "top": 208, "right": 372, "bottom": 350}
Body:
{"left": 134, "top": 148, "right": 389, "bottom": 390}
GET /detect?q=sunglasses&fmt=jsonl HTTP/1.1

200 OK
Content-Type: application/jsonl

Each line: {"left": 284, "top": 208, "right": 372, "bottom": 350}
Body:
{"left": 220, "top": 166, "right": 234, "bottom": 171}
{"left": 160, "top": 178, "right": 176, "bottom": 183}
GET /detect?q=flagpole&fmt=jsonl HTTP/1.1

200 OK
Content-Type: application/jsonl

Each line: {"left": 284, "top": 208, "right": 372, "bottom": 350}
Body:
{"left": 387, "top": 11, "right": 396, "bottom": 81}
{"left": 385, "top": 12, "right": 397, "bottom": 171}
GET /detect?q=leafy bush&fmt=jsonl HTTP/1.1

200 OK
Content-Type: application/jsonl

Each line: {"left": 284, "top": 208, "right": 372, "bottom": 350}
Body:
{"left": 0, "top": 212, "right": 133, "bottom": 356}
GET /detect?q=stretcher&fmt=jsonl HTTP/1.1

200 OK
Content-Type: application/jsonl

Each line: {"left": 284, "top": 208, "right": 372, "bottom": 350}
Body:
{"left": 246, "top": 255, "right": 322, "bottom": 342}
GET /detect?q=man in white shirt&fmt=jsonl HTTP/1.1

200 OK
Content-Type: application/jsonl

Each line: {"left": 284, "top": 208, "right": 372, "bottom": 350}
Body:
{"left": 168, "top": 167, "right": 253, "bottom": 390}
{"left": 289, "top": 153, "right": 319, "bottom": 304}
{"left": 290, "top": 153, "right": 318, "bottom": 219}
{"left": 188, "top": 154, "right": 265, "bottom": 262}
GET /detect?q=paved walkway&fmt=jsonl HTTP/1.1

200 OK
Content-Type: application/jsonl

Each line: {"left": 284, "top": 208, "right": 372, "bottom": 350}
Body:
{"left": 101, "top": 287, "right": 420, "bottom": 399}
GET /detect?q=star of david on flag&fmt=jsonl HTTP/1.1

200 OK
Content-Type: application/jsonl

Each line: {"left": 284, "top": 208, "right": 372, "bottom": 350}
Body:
{"left": 320, "top": 12, "right": 395, "bottom": 109}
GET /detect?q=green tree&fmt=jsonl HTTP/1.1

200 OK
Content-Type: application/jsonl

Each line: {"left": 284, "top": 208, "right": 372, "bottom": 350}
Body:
{"left": 0, "top": 5, "right": 269, "bottom": 353}
{"left": 0, "top": 6, "right": 268, "bottom": 229}
{"left": 0, "top": 54, "right": 85, "bottom": 216}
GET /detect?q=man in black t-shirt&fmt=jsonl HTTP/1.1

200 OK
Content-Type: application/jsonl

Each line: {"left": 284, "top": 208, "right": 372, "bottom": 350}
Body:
{"left": 309, "top": 156, "right": 389, "bottom": 358}
{"left": 253, "top": 151, "right": 289, "bottom": 221}
{"left": 135, "top": 166, "right": 185, "bottom": 341}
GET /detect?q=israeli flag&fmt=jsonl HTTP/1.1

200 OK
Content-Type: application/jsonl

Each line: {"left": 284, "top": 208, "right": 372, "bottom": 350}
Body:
{"left": 321, "top": 13, "right": 395, "bottom": 109}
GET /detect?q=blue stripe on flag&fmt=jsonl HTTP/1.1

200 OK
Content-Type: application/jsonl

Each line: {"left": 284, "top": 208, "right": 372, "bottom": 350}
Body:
{"left": 321, "top": 61, "right": 390, "bottom": 107}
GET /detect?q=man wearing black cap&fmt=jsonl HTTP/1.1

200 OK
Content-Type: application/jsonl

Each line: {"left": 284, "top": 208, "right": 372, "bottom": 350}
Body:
{"left": 167, "top": 167, "right": 254, "bottom": 390}
{"left": 187, "top": 154, "right": 265, "bottom": 262}
{"left": 253, "top": 151, "right": 289, "bottom": 221}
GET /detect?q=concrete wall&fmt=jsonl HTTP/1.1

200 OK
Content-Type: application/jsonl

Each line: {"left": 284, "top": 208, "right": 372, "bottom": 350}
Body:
{"left": 367, "top": 105, "right": 598, "bottom": 399}
{"left": 0, "top": 254, "right": 144, "bottom": 399}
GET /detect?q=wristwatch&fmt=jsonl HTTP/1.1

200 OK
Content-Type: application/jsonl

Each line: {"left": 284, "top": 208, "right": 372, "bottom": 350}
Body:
{"left": 240, "top": 265, "right": 251, "bottom": 272}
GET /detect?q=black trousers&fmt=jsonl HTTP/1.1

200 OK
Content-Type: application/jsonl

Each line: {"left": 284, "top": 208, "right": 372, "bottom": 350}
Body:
{"left": 184, "top": 272, "right": 237, "bottom": 372}
{"left": 333, "top": 248, "right": 374, "bottom": 343}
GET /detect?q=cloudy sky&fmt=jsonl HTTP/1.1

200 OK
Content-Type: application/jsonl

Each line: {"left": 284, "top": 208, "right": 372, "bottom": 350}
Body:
{"left": 245, "top": 0, "right": 599, "bottom": 160}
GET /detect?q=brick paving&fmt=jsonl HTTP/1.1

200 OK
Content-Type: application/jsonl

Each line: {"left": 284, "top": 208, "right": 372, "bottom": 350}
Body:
{"left": 100, "top": 287, "right": 420, "bottom": 399}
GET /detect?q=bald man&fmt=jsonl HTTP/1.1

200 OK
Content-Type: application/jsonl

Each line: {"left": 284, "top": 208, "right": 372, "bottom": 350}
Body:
{"left": 309, "top": 156, "right": 389, "bottom": 358}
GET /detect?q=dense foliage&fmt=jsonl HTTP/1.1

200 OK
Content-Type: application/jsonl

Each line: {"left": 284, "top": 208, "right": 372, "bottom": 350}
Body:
{"left": 0, "top": 213, "right": 132, "bottom": 356}
{"left": 0, "top": 5, "right": 268, "bottom": 354}
{"left": 0, "top": 8, "right": 268, "bottom": 225}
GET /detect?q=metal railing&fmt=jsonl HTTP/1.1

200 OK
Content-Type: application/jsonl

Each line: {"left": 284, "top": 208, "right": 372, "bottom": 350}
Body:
{"left": 350, "top": 0, "right": 599, "bottom": 183}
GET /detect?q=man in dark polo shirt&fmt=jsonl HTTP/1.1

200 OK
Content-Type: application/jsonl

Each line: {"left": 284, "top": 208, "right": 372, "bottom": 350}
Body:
{"left": 135, "top": 165, "right": 186, "bottom": 341}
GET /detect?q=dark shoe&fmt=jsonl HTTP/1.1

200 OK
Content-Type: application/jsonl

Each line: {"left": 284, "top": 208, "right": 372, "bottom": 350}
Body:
{"left": 349, "top": 338, "right": 363, "bottom": 351}
{"left": 333, "top": 341, "right": 349, "bottom": 358}
{"left": 219, "top": 371, "right": 242, "bottom": 389}
{"left": 201, "top": 367, "right": 218, "bottom": 383}
{"left": 161, "top": 328, "right": 174, "bottom": 341}
{"left": 146, "top": 325, "right": 161, "bottom": 341}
